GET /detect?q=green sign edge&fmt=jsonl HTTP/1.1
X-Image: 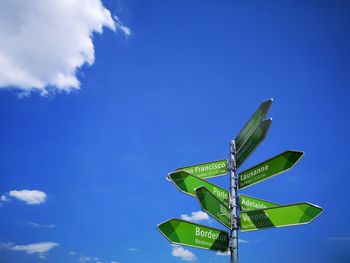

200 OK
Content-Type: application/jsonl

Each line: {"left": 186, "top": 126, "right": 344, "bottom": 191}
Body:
{"left": 237, "top": 118, "right": 273, "bottom": 169}
{"left": 167, "top": 171, "right": 229, "bottom": 200}
{"left": 236, "top": 98, "right": 273, "bottom": 153}
{"left": 157, "top": 217, "right": 229, "bottom": 251}
{"left": 238, "top": 150, "right": 304, "bottom": 190}
{"left": 239, "top": 202, "right": 323, "bottom": 232}
{"left": 194, "top": 186, "right": 232, "bottom": 230}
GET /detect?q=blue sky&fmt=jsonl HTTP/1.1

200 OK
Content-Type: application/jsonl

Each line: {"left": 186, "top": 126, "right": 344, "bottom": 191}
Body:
{"left": 0, "top": 0, "right": 350, "bottom": 262}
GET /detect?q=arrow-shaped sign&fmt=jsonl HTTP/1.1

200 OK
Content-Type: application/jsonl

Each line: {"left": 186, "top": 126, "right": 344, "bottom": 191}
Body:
{"left": 168, "top": 171, "right": 229, "bottom": 206}
{"left": 240, "top": 202, "right": 323, "bottom": 232}
{"left": 157, "top": 218, "right": 229, "bottom": 252}
{"left": 238, "top": 150, "right": 304, "bottom": 189}
{"left": 176, "top": 159, "right": 228, "bottom": 179}
{"left": 235, "top": 98, "right": 273, "bottom": 152}
{"left": 236, "top": 118, "right": 272, "bottom": 168}
{"left": 195, "top": 186, "right": 231, "bottom": 229}
{"left": 239, "top": 195, "right": 279, "bottom": 212}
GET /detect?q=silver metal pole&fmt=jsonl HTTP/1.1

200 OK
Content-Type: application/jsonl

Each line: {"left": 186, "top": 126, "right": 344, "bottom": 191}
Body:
{"left": 229, "top": 140, "right": 239, "bottom": 263}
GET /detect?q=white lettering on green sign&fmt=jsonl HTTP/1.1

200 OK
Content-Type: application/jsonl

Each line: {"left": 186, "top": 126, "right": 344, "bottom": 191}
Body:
{"left": 213, "top": 187, "right": 228, "bottom": 201}
{"left": 241, "top": 213, "right": 269, "bottom": 222}
{"left": 177, "top": 160, "right": 228, "bottom": 179}
{"left": 240, "top": 165, "right": 269, "bottom": 181}
{"left": 241, "top": 197, "right": 269, "bottom": 210}
{"left": 195, "top": 227, "right": 228, "bottom": 242}
{"left": 182, "top": 162, "right": 226, "bottom": 177}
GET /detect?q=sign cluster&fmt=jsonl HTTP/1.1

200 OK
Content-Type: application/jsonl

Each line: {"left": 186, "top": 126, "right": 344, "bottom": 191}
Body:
{"left": 157, "top": 99, "right": 323, "bottom": 262}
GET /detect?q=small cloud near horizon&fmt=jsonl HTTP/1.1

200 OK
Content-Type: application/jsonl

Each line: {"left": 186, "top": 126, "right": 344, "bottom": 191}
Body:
{"left": 180, "top": 211, "right": 209, "bottom": 223}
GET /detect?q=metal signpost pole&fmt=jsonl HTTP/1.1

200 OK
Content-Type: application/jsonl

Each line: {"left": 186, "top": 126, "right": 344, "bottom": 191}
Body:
{"left": 158, "top": 99, "right": 324, "bottom": 262}
{"left": 229, "top": 140, "right": 239, "bottom": 263}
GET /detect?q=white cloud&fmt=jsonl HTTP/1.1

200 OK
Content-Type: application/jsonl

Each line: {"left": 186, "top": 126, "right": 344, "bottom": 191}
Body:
{"left": 0, "top": 0, "right": 128, "bottom": 95}
{"left": 7, "top": 242, "right": 59, "bottom": 258}
{"left": 9, "top": 190, "right": 47, "bottom": 205}
{"left": 180, "top": 211, "right": 209, "bottom": 223}
{"left": 172, "top": 246, "right": 197, "bottom": 262}
{"left": 69, "top": 251, "right": 77, "bottom": 255}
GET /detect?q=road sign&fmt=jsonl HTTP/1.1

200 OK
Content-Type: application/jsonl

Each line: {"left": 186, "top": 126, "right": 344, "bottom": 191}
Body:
{"left": 236, "top": 118, "right": 272, "bottom": 168}
{"left": 240, "top": 202, "right": 323, "bottom": 232}
{"left": 176, "top": 159, "right": 228, "bottom": 179}
{"left": 238, "top": 150, "right": 304, "bottom": 189}
{"left": 239, "top": 195, "right": 279, "bottom": 211}
{"left": 168, "top": 171, "right": 229, "bottom": 206}
{"left": 157, "top": 218, "right": 229, "bottom": 252}
{"left": 195, "top": 186, "right": 231, "bottom": 229}
{"left": 235, "top": 99, "right": 273, "bottom": 152}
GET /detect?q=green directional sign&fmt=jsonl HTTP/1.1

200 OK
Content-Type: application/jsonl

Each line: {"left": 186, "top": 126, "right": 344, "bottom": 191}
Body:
{"left": 168, "top": 171, "right": 229, "bottom": 206}
{"left": 157, "top": 218, "right": 229, "bottom": 252}
{"left": 238, "top": 150, "right": 304, "bottom": 189}
{"left": 176, "top": 159, "right": 228, "bottom": 179}
{"left": 240, "top": 202, "right": 323, "bottom": 232}
{"left": 195, "top": 187, "right": 231, "bottom": 229}
{"left": 236, "top": 99, "right": 273, "bottom": 152}
{"left": 239, "top": 195, "right": 279, "bottom": 211}
{"left": 236, "top": 118, "right": 272, "bottom": 168}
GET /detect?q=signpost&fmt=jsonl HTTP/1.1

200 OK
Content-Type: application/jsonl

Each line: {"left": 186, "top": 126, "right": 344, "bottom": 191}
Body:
{"left": 168, "top": 171, "right": 230, "bottom": 206}
{"left": 235, "top": 99, "right": 273, "bottom": 152}
{"left": 157, "top": 218, "right": 229, "bottom": 252}
{"left": 236, "top": 118, "right": 272, "bottom": 168}
{"left": 240, "top": 203, "right": 323, "bottom": 231}
{"left": 195, "top": 186, "right": 231, "bottom": 229}
{"left": 176, "top": 159, "right": 228, "bottom": 179}
{"left": 238, "top": 150, "right": 304, "bottom": 189}
{"left": 158, "top": 99, "right": 323, "bottom": 263}
{"left": 239, "top": 195, "right": 279, "bottom": 211}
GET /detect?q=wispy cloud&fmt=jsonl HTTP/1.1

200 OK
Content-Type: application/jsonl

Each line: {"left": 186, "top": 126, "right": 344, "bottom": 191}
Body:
{"left": 0, "top": 195, "right": 10, "bottom": 206}
{"left": 180, "top": 211, "right": 209, "bottom": 223}
{"left": 69, "top": 250, "right": 113, "bottom": 263}
{"left": 1, "top": 195, "right": 10, "bottom": 202}
{"left": 114, "top": 15, "right": 131, "bottom": 37}
{"left": 172, "top": 245, "right": 197, "bottom": 261}
{"left": 128, "top": 247, "right": 140, "bottom": 252}
{"left": 78, "top": 255, "right": 99, "bottom": 262}
{"left": 22, "top": 221, "right": 56, "bottom": 228}
{"left": 4, "top": 242, "right": 59, "bottom": 258}
{"left": 238, "top": 239, "right": 249, "bottom": 243}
